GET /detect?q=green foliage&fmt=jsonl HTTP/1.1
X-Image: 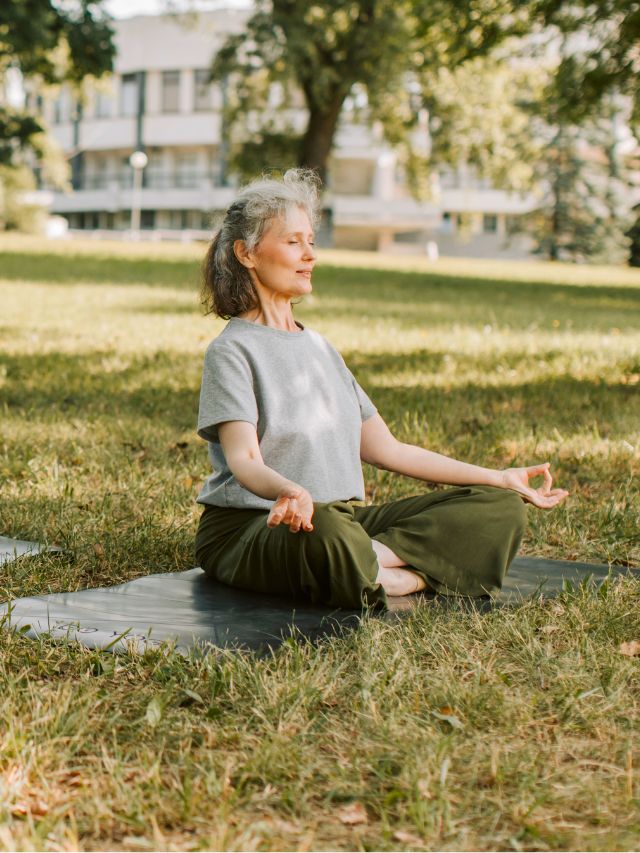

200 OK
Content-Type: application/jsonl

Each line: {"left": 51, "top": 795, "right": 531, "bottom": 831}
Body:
{"left": 229, "top": 130, "right": 303, "bottom": 185}
{"left": 211, "top": 0, "right": 533, "bottom": 183}
{"left": 627, "top": 205, "right": 640, "bottom": 268}
{"left": 0, "top": 0, "right": 115, "bottom": 86}
{"left": 0, "top": 164, "right": 44, "bottom": 231}
{"left": 423, "top": 54, "right": 545, "bottom": 193}
{"left": 519, "top": 56, "right": 634, "bottom": 264}
{"left": 537, "top": 0, "right": 640, "bottom": 126}
{"left": 0, "top": 0, "right": 114, "bottom": 169}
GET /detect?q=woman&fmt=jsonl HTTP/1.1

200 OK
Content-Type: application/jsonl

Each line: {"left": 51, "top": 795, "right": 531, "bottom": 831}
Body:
{"left": 195, "top": 170, "right": 568, "bottom": 609}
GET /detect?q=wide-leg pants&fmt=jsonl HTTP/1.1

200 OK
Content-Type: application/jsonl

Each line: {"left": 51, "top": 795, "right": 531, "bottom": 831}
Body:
{"left": 195, "top": 485, "right": 528, "bottom": 610}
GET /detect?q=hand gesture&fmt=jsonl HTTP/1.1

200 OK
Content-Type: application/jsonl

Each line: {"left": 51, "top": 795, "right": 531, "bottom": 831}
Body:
{"left": 499, "top": 462, "right": 569, "bottom": 509}
{"left": 267, "top": 484, "right": 315, "bottom": 533}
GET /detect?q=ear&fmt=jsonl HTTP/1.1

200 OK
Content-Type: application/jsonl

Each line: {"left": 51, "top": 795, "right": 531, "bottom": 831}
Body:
{"left": 233, "top": 239, "right": 255, "bottom": 269}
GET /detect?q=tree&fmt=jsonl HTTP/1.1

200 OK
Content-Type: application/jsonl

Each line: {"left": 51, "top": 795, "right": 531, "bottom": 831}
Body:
{"left": 535, "top": 0, "right": 640, "bottom": 127}
{"left": 627, "top": 206, "right": 640, "bottom": 267}
{"left": 0, "top": 0, "right": 115, "bottom": 166}
{"left": 210, "top": 0, "right": 533, "bottom": 185}
{"left": 420, "top": 55, "right": 546, "bottom": 194}
{"left": 521, "top": 70, "right": 634, "bottom": 263}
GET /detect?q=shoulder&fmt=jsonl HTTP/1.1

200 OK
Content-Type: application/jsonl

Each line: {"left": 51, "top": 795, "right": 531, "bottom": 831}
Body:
{"left": 305, "top": 327, "right": 342, "bottom": 359}
{"left": 204, "top": 320, "right": 251, "bottom": 360}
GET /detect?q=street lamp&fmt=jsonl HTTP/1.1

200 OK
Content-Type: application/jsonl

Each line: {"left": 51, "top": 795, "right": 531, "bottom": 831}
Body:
{"left": 129, "top": 150, "right": 148, "bottom": 239}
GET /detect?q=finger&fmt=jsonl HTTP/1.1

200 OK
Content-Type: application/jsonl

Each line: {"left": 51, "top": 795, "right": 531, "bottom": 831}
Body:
{"left": 526, "top": 462, "right": 552, "bottom": 481}
{"left": 289, "top": 513, "right": 303, "bottom": 533}
{"left": 271, "top": 496, "right": 290, "bottom": 515}
{"left": 302, "top": 521, "right": 314, "bottom": 531}
{"left": 282, "top": 506, "right": 298, "bottom": 525}
{"left": 530, "top": 490, "right": 568, "bottom": 509}
{"left": 267, "top": 511, "right": 284, "bottom": 528}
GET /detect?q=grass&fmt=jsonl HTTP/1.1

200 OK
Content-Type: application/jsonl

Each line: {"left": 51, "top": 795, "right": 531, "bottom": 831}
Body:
{"left": 0, "top": 233, "right": 639, "bottom": 851}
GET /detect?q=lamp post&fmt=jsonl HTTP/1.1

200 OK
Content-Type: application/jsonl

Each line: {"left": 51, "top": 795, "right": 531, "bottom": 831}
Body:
{"left": 129, "top": 150, "right": 148, "bottom": 239}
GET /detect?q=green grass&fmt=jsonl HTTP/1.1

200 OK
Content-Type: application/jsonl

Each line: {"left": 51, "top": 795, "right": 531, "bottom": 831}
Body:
{"left": 1, "top": 234, "right": 639, "bottom": 851}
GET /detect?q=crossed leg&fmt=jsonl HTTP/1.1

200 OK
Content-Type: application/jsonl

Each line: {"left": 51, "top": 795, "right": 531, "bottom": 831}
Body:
{"left": 371, "top": 538, "right": 428, "bottom": 596}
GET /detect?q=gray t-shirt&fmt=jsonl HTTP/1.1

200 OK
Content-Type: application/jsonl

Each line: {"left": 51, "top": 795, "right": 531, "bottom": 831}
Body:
{"left": 197, "top": 317, "right": 377, "bottom": 510}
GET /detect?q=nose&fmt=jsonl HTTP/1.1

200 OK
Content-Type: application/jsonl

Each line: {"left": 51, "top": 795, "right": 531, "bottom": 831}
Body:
{"left": 303, "top": 240, "right": 316, "bottom": 261}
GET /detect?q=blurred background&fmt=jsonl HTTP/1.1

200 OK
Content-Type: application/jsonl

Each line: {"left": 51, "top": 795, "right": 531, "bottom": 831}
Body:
{"left": 1, "top": 0, "right": 638, "bottom": 263}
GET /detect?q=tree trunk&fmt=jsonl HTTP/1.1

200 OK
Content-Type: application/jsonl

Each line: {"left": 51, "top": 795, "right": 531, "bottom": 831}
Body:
{"left": 298, "top": 94, "right": 346, "bottom": 185}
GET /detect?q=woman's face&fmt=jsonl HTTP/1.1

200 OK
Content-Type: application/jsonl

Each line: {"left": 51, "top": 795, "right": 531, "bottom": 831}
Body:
{"left": 236, "top": 206, "right": 316, "bottom": 299}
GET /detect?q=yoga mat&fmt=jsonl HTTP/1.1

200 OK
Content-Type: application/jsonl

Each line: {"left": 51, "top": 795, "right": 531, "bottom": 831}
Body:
{"left": 0, "top": 536, "right": 62, "bottom": 566}
{"left": 1, "top": 557, "right": 637, "bottom": 655}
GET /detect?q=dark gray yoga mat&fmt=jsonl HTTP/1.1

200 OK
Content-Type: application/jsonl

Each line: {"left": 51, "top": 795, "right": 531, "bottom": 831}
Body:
{"left": 1, "top": 553, "right": 637, "bottom": 655}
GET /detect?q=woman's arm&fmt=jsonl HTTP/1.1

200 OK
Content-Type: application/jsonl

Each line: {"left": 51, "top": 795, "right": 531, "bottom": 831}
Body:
{"left": 218, "top": 421, "right": 314, "bottom": 531}
{"left": 360, "top": 414, "right": 568, "bottom": 509}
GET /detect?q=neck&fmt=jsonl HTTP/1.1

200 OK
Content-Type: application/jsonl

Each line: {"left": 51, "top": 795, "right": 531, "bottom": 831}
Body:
{"left": 240, "top": 292, "right": 299, "bottom": 332}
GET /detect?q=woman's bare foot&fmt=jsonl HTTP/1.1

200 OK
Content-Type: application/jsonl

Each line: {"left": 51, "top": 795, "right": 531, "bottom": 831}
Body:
{"left": 375, "top": 565, "right": 427, "bottom": 597}
{"left": 371, "top": 538, "right": 427, "bottom": 596}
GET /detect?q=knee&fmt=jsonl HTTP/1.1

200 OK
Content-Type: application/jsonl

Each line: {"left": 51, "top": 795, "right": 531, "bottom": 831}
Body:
{"left": 497, "top": 488, "right": 528, "bottom": 538}
{"left": 302, "top": 502, "right": 377, "bottom": 575}
{"left": 475, "top": 486, "right": 527, "bottom": 530}
{"left": 305, "top": 502, "right": 354, "bottom": 557}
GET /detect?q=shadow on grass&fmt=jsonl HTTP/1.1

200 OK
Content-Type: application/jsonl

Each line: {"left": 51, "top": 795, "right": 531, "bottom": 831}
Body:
{"left": 0, "top": 350, "right": 201, "bottom": 431}
{"left": 0, "top": 249, "right": 640, "bottom": 329}
{"left": 0, "top": 251, "right": 200, "bottom": 289}
{"left": 1, "top": 348, "right": 637, "bottom": 438}
{"left": 302, "top": 268, "right": 640, "bottom": 334}
{"left": 121, "top": 268, "right": 640, "bottom": 333}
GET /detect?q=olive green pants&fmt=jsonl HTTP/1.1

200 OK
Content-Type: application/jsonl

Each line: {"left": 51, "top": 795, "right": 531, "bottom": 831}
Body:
{"left": 195, "top": 485, "right": 528, "bottom": 610}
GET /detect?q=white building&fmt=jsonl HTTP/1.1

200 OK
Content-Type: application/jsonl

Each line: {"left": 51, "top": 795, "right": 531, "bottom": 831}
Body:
{"left": 34, "top": 10, "right": 538, "bottom": 257}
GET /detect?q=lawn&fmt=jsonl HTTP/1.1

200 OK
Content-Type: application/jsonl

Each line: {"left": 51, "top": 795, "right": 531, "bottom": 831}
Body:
{"left": 0, "top": 234, "right": 639, "bottom": 851}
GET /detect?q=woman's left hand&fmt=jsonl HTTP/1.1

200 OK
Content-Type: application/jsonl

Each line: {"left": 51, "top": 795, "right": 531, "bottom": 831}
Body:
{"left": 499, "top": 462, "right": 569, "bottom": 509}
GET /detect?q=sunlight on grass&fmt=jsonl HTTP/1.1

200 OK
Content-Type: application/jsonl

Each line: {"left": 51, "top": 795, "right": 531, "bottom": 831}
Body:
{"left": 1, "top": 236, "right": 639, "bottom": 851}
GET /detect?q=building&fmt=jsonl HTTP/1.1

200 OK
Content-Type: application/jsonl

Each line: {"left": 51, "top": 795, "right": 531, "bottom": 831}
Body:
{"left": 34, "top": 9, "right": 539, "bottom": 257}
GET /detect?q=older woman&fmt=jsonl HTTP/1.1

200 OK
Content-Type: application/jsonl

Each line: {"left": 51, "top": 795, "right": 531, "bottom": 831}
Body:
{"left": 195, "top": 170, "right": 568, "bottom": 609}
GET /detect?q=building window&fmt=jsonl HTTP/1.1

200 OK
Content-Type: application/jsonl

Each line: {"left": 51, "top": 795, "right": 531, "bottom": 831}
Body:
{"left": 91, "top": 157, "right": 109, "bottom": 189}
{"left": 141, "top": 210, "right": 156, "bottom": 230}
{"left": 145, "top": 153, "right": 164, "bottom": 189}
{"left": 194, "top": 69, "right": 213, "bottom": 111}
{"left": 175, "top": 152, "right": 198, "bottom": 188}
{"left": 53, "top": 94, "right": 64, "bottom": 124}
{"left": 441, "top": 212, "right": 457, "bottom": 234}
{"left": 121, "top": 73, "right": 138, "bottom": 116}
{"left": 162, "top": 70, "right": 181, "bottom": 113}
{"left": 483, "top": 214, "right": 498, "bottom": 234}
{"left": 95, "top": 90, "right": 112, "bottom": 118}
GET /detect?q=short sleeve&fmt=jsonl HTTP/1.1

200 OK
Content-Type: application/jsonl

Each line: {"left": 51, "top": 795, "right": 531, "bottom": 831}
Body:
{"left": 197, "top": 344, "right": 258, "bottom": 442}
{"left": 350, "top": 374, "right": 377, "bottom": 422}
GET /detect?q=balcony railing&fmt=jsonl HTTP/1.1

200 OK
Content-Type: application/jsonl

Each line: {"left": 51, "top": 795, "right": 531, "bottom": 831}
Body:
{"left": 75, "top": 171, "right": 223, "bottom": 191}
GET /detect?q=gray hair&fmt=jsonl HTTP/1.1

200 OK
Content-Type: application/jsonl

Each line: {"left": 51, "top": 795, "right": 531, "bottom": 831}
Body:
{"left": 201, "top": 169, "right": 321, "bottom": 318}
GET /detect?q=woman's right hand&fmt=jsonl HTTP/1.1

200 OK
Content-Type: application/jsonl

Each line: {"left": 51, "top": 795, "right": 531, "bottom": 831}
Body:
{"left": 267, "top": 484, "right": 314, "bottom": 533}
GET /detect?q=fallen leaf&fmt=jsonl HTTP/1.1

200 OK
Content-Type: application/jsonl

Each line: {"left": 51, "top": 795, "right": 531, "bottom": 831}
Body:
{"left": 432, "top": 707, "right": 464, "bottom": 729}
{"left": 179, "top": 688, "right": 204, "bottom": 706}
{"left": 417, "top": 778, "right": 432, "bottom": 800}
{"left": 145, "top": 696, "right": 163, "bottom": 727}
{"left": 262, "top": 817, "right": 299, "bottom": 834}
{"left": 337, "top": 802, "right": 368, "bottom": 826}
{"left": 182, "top": 475, "right": 194, "bottom": 489}
{"left": 57, "top": 770, "right": 84, "bottom": 787}
{"left": 93, "top": 544, "right": 105, "bottom": 558}
{"left": 11, "top": 799, "right": 49, "bottom": 818}
{"left": 620, "top": 640, "right": 640, "bottom": 657}
{"left": 393, "top": 829, "right": 424, "bottom": 845}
